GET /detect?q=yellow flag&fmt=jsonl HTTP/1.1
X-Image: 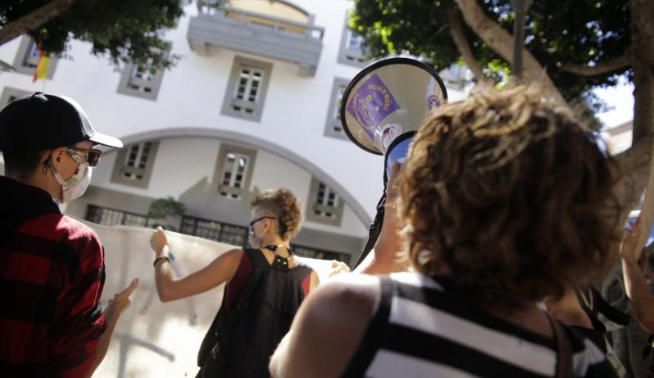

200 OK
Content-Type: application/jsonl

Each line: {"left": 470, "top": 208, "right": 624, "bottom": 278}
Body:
{"left": 32, "top": 51, "right": 50, "bottom": 82}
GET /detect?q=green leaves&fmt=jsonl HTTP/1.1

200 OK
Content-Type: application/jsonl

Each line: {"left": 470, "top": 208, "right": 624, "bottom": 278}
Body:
{"left": 148, "top": 196, "right": 185, "bottom": 219}
{"left": 1, "top": 0, "right": 183, "bottom": 71}
{"left": 351, "top": 0, "right": 631, "bottom": 104}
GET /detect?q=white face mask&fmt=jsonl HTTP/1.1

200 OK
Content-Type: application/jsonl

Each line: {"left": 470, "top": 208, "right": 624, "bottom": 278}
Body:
{"left": 51, "top": 163, "right": 92, "bottom": 203}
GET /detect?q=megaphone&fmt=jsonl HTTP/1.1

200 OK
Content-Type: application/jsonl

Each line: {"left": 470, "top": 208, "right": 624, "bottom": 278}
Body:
{"left": 340, "top": 57, "right": 448, "bottom": 266}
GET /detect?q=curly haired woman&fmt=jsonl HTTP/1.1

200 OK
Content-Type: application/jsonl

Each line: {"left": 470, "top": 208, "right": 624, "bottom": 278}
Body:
{"left": 150, "top": 188, "right": 318, "bottom": 377}
{"left": 270, "top": 87, "right": 620, "bottom": 377}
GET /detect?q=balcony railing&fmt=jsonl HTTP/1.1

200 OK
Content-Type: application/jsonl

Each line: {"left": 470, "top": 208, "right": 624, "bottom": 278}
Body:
{"left": 188, "top": 1, "right": 325, "bottom": 76}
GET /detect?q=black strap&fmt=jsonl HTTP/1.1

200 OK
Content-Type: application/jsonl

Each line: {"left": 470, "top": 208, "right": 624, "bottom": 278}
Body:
{"left": 354, "top": 193, "right": 386, "bottom": 268}
{"left": 342, "top": 277, "right": 393, "bottom": 377}
{"left": 576, "top": 287, "right": 631, "bottom": 332}
{"left": 237, "top": 249, "right": 265, "bottom": 310}
{"left": 547, "top": 312, "right": 573, "bottom": 378}
{"left": 263, "top": 244, "right": 294, "bottom": 256}
{"left": 197, "top": 249, "right": 263, "bottom": 367}
{"left": 591, "top": 288, "right": 631, "bottom": 326}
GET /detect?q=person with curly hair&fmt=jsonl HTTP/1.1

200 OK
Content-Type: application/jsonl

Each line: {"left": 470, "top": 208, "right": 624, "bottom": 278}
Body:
{"left": 150, "top": 188, "right": 318, "bottom": 377}
{"left": 270, "top": 86, "right": 620, "bottom": 377}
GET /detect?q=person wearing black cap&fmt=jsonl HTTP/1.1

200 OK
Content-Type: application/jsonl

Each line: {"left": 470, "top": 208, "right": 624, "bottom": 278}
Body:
{"left": 0, "top": 92, "right": 139, "bottom": 377}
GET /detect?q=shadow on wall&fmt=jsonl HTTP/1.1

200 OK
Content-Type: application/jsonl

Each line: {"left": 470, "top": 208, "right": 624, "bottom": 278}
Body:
{"left": 87, "top": 222, "right": 333, "bottom": 378}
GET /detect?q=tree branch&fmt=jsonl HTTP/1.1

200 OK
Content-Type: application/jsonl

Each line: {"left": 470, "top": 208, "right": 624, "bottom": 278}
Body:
{"left": 0, "top": 0, "right": 78, "bottom": 47}
{"left": 456, "top": 0, "right": 566, "bottom": 105}
{"left": 561, "top": 51, "right": 632, "bottom": 76}
{"left": 447, "top": 7, "right": 489, "bottom": 86}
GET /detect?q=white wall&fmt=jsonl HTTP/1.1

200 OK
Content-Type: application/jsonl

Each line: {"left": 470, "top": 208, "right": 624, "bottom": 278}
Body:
{"left": 0, "top": 0, "right": 466, "bottom": 221}
{"left": 91, "top": 136, "right": 368, "bottom": 237}
{"left": 252, "top": 147, "right": 368, "bottom": 236}
{"left": 92, "top": 137, "right": 219, "bottom": 199}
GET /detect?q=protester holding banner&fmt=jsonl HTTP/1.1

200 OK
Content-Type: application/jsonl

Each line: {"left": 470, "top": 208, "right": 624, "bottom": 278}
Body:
{"left": 270, "top": 86, "right": 620, "bottom": 377}
{"left": 150, "top": 188, "right": 318, "bottom": 377}
{"left": 0, "top": 92, "right": 139, "bottom": 377}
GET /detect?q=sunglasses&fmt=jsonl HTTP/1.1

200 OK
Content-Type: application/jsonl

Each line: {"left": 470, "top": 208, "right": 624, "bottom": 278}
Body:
{"left": 66, "top": 147, "right": 102, "bottom": 167}
{"left": 248, "top": 216, "right": 276, "bottom": 231}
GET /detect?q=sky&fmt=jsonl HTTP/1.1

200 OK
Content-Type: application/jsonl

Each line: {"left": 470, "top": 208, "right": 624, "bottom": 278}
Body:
{"left": 594, "top": 77, "right": 634, "bottom": 129}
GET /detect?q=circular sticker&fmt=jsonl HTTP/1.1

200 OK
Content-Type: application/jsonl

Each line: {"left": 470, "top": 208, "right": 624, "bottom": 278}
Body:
{"left": 380, "top": 123, "right": 403, "bottom": 152}
{"left": 427, "top": 95, "right": 441, "bottom": 112}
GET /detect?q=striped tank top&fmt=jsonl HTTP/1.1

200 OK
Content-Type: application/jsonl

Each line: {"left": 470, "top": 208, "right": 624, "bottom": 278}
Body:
{"left": 343, "top": 273, "right": 616, "bottom": 378}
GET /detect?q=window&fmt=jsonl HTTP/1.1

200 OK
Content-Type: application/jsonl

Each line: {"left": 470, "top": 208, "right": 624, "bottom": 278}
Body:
{"left": 85, "top": 205, "right": 154, "bottom": 227}
{"left": 22, "top": 40, "right": 40, "bottom": 68}
{"left": 346, "top": 30, "right": 366, "bottom": 51}
{"left": 12, "top": 36, "right": 58, "bottom": 78}
{"left": 180, "top": 216, "right": 249, "bottom": 247}
{"left": 324, "top": 77, "right": 350, "bottom": 139}
{"left": 221, "top": 56, "right": 272, "bottom": 122}
{"left": 292, "top": 244, "right": 351, "bottom": 265}
{"left": 117, "top": 58, "right": 166, "bottom": 101}
{"left": 0, "top": 87, "right": 31, "bottom": 108}
{"left": 213, "top": 144, "right": 257, "bottom": 201}
{"left": 337, "top": 15, "right": 367, "bottom": 67}
{"left": 110, "top": 141, "right": 159, "bottom": 188}
{"left": 305, "top": 178, "right": 344, "bottom": 226}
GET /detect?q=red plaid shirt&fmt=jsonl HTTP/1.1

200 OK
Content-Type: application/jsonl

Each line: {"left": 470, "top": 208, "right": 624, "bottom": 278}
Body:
{"left": 0, "top": 177, "right": 106, "bottom": 377}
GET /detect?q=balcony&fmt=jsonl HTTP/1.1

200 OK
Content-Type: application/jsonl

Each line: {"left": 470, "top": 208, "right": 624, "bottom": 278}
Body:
{"left": 188, "top": 0, "right": 325, "bottom": 76}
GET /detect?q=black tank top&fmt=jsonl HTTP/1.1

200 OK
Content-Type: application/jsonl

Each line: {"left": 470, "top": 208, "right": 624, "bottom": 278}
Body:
{"left": 221, "top": 248, "right": 313, "bottom": 378}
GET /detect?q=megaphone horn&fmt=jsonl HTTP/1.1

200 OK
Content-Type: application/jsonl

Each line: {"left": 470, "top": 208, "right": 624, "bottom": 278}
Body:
{"left": 339, "top": 57, "right": 448, "bottom": 267}
{"left": 340, "top": 57, "right": 448, "bottom": 180}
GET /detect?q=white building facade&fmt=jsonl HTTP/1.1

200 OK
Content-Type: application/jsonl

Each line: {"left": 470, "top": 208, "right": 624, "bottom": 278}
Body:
{"left": 0, "top": 0, "right": 467, "bottom": 264}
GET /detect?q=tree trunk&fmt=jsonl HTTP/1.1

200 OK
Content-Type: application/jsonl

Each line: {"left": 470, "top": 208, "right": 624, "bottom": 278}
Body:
{"left": 0, "top": 0, "right": 78, "bottom": 47}
{"left": 446, "top": 7, "right": 489, "bottom": 86}
{"left": 456, "top": 0, "right": 567, "bottom": 106}
{"left": 620, "top": 0, "right": 654, "bottom": 252}
{"left": 456, "top": 0, "right": 653, "bottom": 241}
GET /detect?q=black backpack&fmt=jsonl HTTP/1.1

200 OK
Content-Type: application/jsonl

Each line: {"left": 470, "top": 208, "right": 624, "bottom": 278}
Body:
{"left": 197, "top": 248, "right": 312, "bottom": 378}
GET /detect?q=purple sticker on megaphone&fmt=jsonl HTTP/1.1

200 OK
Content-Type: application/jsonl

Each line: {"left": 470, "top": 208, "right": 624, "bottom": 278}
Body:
{"left": 346, "top": 74, "right": 400, "bottom": 138}
{"left": 427, "top": 95, "right": 441, "bottom": 111}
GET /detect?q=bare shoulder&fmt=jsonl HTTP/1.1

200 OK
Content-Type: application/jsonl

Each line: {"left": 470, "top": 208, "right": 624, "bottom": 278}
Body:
{"left": 213, "top": 248, "right": 244, "bottom": 263}
{"left": 271, "top": 273, "right": 381, "bottom": 378}
{"left": 302, "top": 273, "right": 381, "bottom": 337}
{"left": 205, "top": 248, "right": 245, "bottom": 282}
{"left": 224, "top": 247, "right": 245, "bottom": 257}
{"left": 308, "top": 273, "right": 381, "bottom": 311}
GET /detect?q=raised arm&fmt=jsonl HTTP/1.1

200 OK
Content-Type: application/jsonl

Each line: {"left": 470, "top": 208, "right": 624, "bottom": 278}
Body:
{"left": 150, "top": 227, "right": 243, "bottom": 302}
{"left": 355, "top": 163, "right": 409, "bottom": 275}
{"left": 621, "top": 219, "right": 654, "bottom": 332}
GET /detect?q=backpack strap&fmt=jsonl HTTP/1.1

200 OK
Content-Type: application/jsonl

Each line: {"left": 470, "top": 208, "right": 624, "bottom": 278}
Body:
{"left": 590, "top": 287, "right": 631, "bottom": 328}
{"left": 576, "top": 287, "right": 631, "bottom": 332}
{"left": 547, "top": 312, "right": 573, "bottom": 378}
{"left": 197, "top": 249, "right": 263, "bottom": 367}
{"left": 235, "top": 249, "right": 265, "bottom": 311}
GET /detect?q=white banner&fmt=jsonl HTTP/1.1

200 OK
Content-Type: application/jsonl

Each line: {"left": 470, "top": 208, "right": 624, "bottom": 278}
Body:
{"left": 87, "top": 222, "right": 334, "bottom": 378}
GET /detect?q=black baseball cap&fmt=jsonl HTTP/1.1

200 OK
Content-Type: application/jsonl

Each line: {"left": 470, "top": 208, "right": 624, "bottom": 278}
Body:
{"left": 0, "top": 92, "right": 123, "bottom": 153}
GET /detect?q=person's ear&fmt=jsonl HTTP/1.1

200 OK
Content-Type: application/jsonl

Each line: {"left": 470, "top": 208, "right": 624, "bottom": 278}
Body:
{"left": 49, "top": 147, "right": 68, "bottom": 169}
